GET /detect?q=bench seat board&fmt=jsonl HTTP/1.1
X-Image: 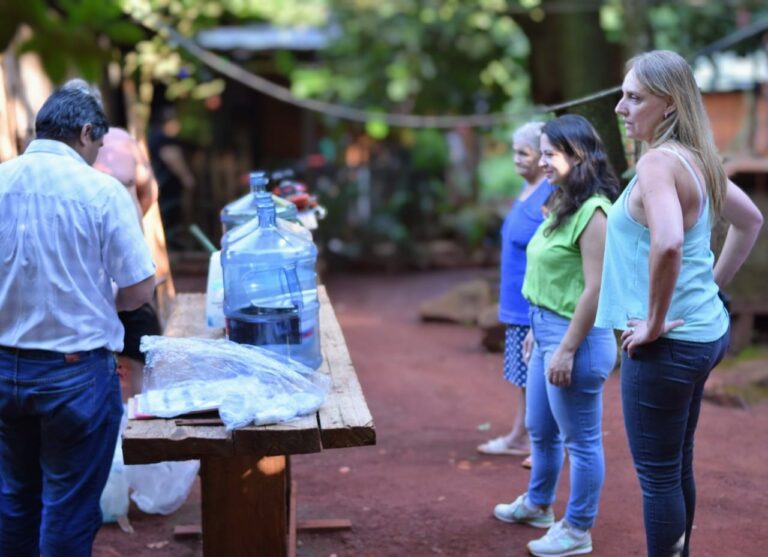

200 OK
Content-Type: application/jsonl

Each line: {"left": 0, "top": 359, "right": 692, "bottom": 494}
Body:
{"left": 316, "top": 290, "right": 376, "bottom": 449}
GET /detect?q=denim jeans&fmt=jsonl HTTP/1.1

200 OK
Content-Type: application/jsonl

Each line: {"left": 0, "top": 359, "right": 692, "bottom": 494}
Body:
{"left": 621, "top": 331, "right": 729, "bottom": 557}
{"left": 0, "top": 347, "right": 122, "bottom": 557}
{"left": 525, "top": 306, "right": 617, "bottom": 530}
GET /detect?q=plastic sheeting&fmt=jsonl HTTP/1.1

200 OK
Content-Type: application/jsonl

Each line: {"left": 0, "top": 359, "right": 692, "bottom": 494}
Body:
{"left": 138, "top": 336, "right": 329, "bottom": 430}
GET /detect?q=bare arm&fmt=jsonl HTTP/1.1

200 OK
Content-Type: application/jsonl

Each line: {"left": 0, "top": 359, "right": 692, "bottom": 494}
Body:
{"left": 640, "top": 152, "right": 685, "bottom": 337}
{"left": 546, "top": 210, "right": 606, "bottom": 387}
{"left": 158, "top": 144, "right": 195, "bottom": 189}
{"left": 134, "top": 139, "right": 159, "bottom": 214}
{"left": 621, "top": 152, "right": 696, "bottom": 355}
{"left": 116, "top": 275, "right": 156, "bottom": 312}
{"left": 713, "top": 179, "right": 763, "bottom": 288}
{"left": 126, "top": 184, "right": 144, "bottom": 229}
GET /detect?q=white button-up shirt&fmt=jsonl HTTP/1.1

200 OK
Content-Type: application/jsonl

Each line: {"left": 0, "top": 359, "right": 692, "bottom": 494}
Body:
{"left": 0, "top": 139, "right": 155, "bottom": 352}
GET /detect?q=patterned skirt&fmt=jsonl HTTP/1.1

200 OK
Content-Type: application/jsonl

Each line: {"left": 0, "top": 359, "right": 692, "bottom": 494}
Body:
{"left": 503, "top": 324, "right": 530, "bottom": 387}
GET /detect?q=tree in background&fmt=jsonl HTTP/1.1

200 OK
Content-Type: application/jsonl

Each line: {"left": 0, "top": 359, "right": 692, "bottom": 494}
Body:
{"left": 2, "top": 1, "right": 766, "bottom": 263}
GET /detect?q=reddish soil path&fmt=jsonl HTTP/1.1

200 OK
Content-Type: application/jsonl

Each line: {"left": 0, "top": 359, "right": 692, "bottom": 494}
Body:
{"left": 95, "top": 269, "right": 768, "bottom": 557}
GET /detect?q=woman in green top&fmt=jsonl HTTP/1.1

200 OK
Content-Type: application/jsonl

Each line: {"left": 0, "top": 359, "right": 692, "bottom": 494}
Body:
{"left": 493, "top": 115, "right": 619, "bottom": 557}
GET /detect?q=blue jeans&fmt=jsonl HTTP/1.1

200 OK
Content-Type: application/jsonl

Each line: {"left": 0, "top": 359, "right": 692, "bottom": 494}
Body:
{"left": 621, "top": 331, "right": 729, "bottom": 557}
{"left": 525, "top": 306, "right": 617, "bottom": 530}
{"left": 0, "top": 347, "right": 123, "bottom": 557}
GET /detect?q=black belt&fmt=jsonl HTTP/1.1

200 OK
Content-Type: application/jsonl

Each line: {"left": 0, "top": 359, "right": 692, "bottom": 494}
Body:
{"left": 0, "top": 345, "right": 109, "bottom": 362}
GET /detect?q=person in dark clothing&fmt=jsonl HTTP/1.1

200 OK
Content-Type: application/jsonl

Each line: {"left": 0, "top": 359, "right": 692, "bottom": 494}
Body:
{"left": 148, "top": 106, "right": 195, "bottom": 244}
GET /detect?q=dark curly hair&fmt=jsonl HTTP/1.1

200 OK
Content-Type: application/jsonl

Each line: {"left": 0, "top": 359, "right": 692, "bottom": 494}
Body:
{"left": 541, "top": 114, "right": 619, "bottom": 234}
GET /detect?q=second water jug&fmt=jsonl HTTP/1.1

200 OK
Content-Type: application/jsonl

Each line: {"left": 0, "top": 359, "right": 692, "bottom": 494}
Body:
{"left": 222, "top": 193, "right": 322, "bottom": 369}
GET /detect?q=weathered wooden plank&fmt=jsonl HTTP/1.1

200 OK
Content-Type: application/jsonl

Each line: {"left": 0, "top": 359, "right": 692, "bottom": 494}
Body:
{"left": 296, "top": 518, "right": 352, "bottom": 531}
{"left": 233, "top": 414, "right": 322, "bottom": 457}
{"left": 288, "top": 480, "right": 297, "bottom": 557}
{"left": 163, "top": 292, "right": 221, "bottom": 339}
{"left": 316, "top": 288, "right": 376, "bottom": 449}
{"left": 173, "top": 524, "right": 203, "bottom": 540}
{"left": 201, "top": 455, "right": 288, "bottom": 557}
{"left": 123, "top": 419, "right": 233, "bottom": 464}
{"left": 122, "top": 415, "right": 324, "bottom": 463}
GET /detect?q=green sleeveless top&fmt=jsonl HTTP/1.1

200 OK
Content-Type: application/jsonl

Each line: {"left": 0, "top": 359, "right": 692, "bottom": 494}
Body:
{"left": 522, "top": 195, "right": 612, "bottom": 319}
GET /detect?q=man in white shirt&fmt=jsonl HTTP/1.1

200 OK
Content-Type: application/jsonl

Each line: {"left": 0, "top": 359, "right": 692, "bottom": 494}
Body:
{"left": 0, "top": 85, "right": 155, "bottom": 556}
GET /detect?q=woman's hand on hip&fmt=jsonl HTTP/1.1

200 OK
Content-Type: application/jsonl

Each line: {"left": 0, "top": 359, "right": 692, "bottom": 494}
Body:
{"left": 621, "top": 318, "right": 684, "bottom": 358}
{"left": 547, "top": 345, "right": 575, "bottom": 387}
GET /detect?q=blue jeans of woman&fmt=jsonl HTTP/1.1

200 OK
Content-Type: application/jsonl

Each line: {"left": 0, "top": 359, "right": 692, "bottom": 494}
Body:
{"left": 0, "top": 347, "right": 123, "bottom": 557}
{"left": 525, "top": 306, "right": 617, "bottom": 530}
{"left": 621, "top": 331, "right": 729, "bottom": 557}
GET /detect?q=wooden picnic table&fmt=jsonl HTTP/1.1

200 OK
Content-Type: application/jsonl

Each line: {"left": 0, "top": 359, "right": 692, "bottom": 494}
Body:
{"left": 122, "top": 288, "right": 376, "bottom": 557}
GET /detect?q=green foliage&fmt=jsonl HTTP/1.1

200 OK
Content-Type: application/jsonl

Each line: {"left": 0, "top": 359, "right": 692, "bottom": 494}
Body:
{"left": 289, "top": 0, "right": 531, "bottom": 116}
{"left": 410, "top": 129, "right": 449, "bottom": 173}
{"left": 649, "top": 3, "right": 745, "bottom": 59}
{"left": 443, "top": 204, "right": 498, "bottom": 249}
{"left": 2, "top": 1, "right": 142, "bottom": 82}
{"left": 477, "top": 152, "right": 522, "bottom": 202}
{"left": 0, "top": 0, "right": 327, "bottom": 96}
{"left": 603, "top": 0, "right": 768, "bottom": 59}
{"left": 365, "top": 118, "right": 389, "bottom": 139}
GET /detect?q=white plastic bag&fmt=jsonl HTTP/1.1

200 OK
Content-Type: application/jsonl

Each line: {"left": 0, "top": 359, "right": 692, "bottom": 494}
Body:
{"left": 100, "top": 410, "right": 133, "bottom": 532}
{"left": 100, "top": 440, "right": 129, "bottom": 523}
{"left": 126, "top": 460, "right": 200, "bottom": 515}
{"left": 139, "top": 336, "right": 330, "bottom": 430}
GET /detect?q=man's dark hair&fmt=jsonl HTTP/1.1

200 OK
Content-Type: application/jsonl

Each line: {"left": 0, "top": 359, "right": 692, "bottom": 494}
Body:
{"left": 35, "top": 87, "right": 109, "bottom": 143}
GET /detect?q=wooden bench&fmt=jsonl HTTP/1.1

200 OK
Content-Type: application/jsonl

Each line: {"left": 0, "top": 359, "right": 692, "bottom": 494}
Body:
{"left": 122, "top": 288, "right": 376, "bottom": 557}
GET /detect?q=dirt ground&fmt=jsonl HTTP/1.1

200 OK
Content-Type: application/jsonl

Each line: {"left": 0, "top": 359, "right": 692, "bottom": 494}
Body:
{"left": 94, "top": 268, "right": 768, "bottom": 557}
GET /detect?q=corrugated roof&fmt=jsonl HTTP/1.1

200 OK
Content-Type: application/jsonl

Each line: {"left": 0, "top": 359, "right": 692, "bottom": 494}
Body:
{"left": 195, "top": 24, "right": 339, "bottom": 52}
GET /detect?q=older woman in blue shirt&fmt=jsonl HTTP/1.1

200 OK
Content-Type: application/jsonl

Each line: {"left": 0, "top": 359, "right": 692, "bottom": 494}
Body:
{"left": 478, "top": 122, "right": 554, "bottom": 463}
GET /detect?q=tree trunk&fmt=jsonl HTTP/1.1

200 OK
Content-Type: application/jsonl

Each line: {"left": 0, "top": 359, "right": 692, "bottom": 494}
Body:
{"left": 512, "top": 2, "right": 628, "bottom": 178}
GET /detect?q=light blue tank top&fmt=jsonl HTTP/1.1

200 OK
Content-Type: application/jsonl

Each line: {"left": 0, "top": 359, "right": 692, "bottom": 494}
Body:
{"left": 595, "top": 148, "right": 729, "bottom": 342}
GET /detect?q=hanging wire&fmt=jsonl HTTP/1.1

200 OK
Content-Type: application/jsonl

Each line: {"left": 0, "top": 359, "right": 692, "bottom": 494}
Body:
{"left": 153, "top": 22, "right": 621, "bottom": 129}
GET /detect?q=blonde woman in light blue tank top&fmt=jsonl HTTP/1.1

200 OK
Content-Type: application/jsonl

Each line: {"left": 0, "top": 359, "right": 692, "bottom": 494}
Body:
{"left": 596, "top": 50, "right": 763, "bottom": 557}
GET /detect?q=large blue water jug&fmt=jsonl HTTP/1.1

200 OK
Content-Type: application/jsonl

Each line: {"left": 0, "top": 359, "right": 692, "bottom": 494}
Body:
{"left": 222, "top": 194, "right": 322, "bottom": 369}
{"left": 221, "top": 172, "right": 310, "bottom": 246}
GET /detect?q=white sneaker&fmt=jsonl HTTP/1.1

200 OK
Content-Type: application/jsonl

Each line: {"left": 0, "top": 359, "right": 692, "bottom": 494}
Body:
{"left": 527, "top": 520, "right": 593, "bottom": 556}
{"left": 493, "top": 493, "right": 555, "bottom": 529}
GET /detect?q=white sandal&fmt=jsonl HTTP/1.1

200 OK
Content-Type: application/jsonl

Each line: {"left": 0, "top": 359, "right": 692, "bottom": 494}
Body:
{"left": 477, "top": 436, "right": 530, "bottom": 456}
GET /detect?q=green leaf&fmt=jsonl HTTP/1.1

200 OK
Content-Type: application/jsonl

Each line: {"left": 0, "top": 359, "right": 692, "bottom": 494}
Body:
{"left": 105, "top": 21, "right": 146, "bottom": 44}
{"left": 274, "top": 50, "right": 297, "bottom": 76}
{"left": 365, "top": 118, "right": 389, "bottom": 139}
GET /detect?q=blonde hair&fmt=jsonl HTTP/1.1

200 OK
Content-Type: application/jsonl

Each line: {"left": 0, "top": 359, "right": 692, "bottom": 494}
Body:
{"left": 627, "top": 50, "right": 727, "bottom": 215}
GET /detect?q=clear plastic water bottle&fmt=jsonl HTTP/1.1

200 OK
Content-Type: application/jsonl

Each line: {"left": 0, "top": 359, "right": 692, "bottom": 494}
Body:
{"left": 222, "top": 194, "right": 321, "bottom": 369}
{"left": 221, "top": 171, "right": 311, "bottom": 246}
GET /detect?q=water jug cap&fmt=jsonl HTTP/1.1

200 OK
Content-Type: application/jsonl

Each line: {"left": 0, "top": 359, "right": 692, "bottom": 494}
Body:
{"left": 249, "top": 172, "right": 269, "bottom": 194}
{"left": 256, "top": 194, "right": 277, "bottom": 227}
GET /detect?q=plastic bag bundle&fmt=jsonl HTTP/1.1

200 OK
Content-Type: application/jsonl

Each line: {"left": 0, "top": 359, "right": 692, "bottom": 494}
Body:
{"left": 100, "top": 434, "right": 130, "bottom": 527}
{"left": 126, "top": 460, "right": 200, "bottom": 515}
{"left": 100, "top": 411, "right": 131, "bottom": 530}
{"left": 139, "top": 336, "right": 330, "bottom": 430}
